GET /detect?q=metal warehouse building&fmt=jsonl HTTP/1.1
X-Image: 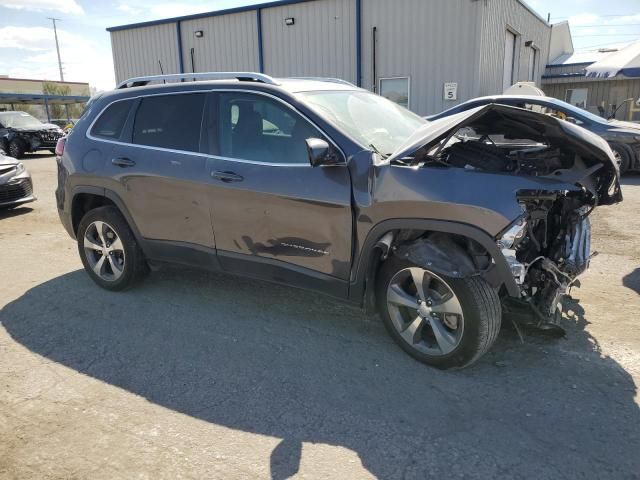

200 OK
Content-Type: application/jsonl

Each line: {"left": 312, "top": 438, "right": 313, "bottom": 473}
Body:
{"left": 107, "top": 0, "right": 561, "bottom": 116}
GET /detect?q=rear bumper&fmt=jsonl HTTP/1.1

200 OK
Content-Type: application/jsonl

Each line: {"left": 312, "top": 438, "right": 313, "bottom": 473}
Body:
{"left": 0, "top": 176, "right": 36, "bottom": 208}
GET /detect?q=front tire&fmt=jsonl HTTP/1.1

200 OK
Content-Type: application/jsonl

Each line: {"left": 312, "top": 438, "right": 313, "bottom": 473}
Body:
{"left": 77, "top": 206, "right": 148, "bottom": 291}
{"left": 376, "top": 257, "right": 502, "bottom": 369}
{"left": 8, "top": 139, "right": 26, "bottom": 159}
{"left": 611, "top": 143, "right": 632, "bottom": 174}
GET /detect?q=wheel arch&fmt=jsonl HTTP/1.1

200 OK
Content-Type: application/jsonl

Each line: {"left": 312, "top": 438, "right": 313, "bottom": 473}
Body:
{"left": 349, "top": 218, "right": 520, "bottom": 309}
{"left": 70, "top": 187, "right": 143, "bottom": 245}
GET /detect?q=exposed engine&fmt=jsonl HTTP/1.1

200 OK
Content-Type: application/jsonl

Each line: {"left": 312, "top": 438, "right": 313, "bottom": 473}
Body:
{"left": 424, "top": 138, "right": 601, "bottom": 325}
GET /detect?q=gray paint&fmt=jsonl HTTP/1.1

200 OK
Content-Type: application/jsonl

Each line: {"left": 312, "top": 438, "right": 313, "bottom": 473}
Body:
{"left": 261, "top": 0, "right": 356, "bottom": 81}
{"left": 110, "top": 23, "right": 180, "bottom": 83}
{"left": 179, "top": 11, "right": 260, "bottom": 73}
{"left": 478, "top": 0, "right": 551, "bottom": 96}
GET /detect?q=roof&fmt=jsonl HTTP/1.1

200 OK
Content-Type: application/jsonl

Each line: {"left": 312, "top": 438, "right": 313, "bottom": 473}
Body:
{"left": 0, "top": 92, "right": 90, "bottom": 105}
{"left": 549, "top": 44, "right": 630, "bottom": 66}
{"left": 107, "top": 0, "right": 549, "bottom": 32}
{"left": 586, "top": 41, "right": 640, "bottom": 78}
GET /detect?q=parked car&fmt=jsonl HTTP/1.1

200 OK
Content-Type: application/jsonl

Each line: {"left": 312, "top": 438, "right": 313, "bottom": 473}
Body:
{"left": 428, "top": 95, "right": 640, "bottom": 174}
{"left": 55, "top": 73, "right": 621, "bottom": 369}
{"left": 0, "top": 150, "right": 35, "bottom": 209}
{"left": 0, "top": 111, "right": 65, "bottom": 158}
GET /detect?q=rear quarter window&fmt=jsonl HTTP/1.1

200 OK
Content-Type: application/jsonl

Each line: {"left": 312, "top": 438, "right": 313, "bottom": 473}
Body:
{"left": 90, "top": 100, "right": 133, "bottom": 139}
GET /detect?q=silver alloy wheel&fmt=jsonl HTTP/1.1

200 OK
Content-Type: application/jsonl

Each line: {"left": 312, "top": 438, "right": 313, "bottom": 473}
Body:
{"left": 386, "top": 267, "right": 464, "bottom": 355}
{"left": 613, "top": 149, "right": 622, "bottom": 167}
{"left": 83, "top": 220, "right": 125, "bottom": 282}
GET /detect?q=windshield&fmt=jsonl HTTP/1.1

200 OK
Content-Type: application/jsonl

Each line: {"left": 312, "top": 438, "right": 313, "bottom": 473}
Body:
{"left": 0, "top": 112, "right": 44, "bottom": 129}
{"left": 298, "top": 90, "right": 427, "bottom": 155}
{"left": 548, "top": 98, "right": 609, "bottom": 124}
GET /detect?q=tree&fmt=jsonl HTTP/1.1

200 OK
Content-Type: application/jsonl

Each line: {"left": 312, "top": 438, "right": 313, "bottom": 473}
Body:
{"left": 42, "top": 82, "right": 84, "bottom": 120}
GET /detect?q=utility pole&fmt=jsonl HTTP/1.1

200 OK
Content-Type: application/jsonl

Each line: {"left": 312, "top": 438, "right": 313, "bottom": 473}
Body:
{"left": 48, "top": 17, "right": 64, "bottom": 81}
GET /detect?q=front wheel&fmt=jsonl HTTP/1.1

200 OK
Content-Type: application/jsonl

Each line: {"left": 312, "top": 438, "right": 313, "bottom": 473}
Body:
{"left": 8, "top": 139, "right": 26, "bottom": 159}
{"left": 611, "top": 143, "right": 632, "bottom": 174}
{"left": 376, "top": 257, "right": 502, "bottom": 369}
{"left": 77, "top": 206, "right": 148, "bottom": 291}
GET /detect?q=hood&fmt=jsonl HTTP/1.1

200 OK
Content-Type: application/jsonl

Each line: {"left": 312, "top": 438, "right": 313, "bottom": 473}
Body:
{"left": 607, "top": 119, "right": 640, "bottom": 132}
{"left": 0, "top": 152, "right": 18, "bottom": 166}
{"left": 387, "top": 104, "right": 622, "bottom": 205}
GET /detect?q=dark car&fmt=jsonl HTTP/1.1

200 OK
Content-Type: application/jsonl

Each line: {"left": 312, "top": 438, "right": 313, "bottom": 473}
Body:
{"left": 55, "top": 72, "right": 621, "bottom": 369}
{"left": 0, "top": 150, "right": 35, "bottom": 209}
{"left": 428, "top": 94, "right": 640, "bottom": 174}
{"left": 0, "top": 111, "right": 65, "bottom": 158}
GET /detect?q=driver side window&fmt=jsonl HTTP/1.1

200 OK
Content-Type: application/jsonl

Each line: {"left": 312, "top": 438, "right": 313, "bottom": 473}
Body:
{"left": 216, "top": 92, "right": 324, "bottom": 165}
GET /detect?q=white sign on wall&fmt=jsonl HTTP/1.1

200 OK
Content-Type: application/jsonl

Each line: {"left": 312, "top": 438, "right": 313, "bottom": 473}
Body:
{"left": 444, "top": 82, "right": 458, "bottom": 101}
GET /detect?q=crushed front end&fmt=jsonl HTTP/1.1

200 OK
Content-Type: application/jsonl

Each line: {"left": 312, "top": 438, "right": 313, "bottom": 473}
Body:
{"left": 386, "top": 103, "right": 622, "bottom": 331}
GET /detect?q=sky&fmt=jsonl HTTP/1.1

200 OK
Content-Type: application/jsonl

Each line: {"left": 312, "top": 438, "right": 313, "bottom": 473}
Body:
{"left": 0, "top": 0, "right": 639, "bottom": 92}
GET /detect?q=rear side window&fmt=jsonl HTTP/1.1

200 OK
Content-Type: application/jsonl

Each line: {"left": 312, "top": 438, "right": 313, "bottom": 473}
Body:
{"left": 132, "top": 94, "right": 205, "bottom": 152}
{"left": 90, "top": 100, "right": 132, "bottom": 139}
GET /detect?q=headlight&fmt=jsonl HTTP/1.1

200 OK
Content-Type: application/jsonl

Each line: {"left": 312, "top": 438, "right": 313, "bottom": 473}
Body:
{"left": 15, "top": 162, "right": 25, "bottom": 175}
{"left": 497, "top": 217, "right": 527, "bottom": 249}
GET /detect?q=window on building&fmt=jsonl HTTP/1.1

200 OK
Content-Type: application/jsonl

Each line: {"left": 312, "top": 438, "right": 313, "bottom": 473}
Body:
{"left": 528, "top": 48, "right": 538, "bottom": 81}
{"left": 565, "top": 89, "right": 588, "bottom": 109}
{"left": 90, "top": 100, "right": 133, "bottom": 139}
{"left": 217, "top": 92, "right": 323, "bottom": 164}
{"left": 132, "top": 94, "right": 205, "bottom": 152}
{"left": 503, "top": 30, "right": 518, "bottom": 91}
{"left": 379, "top": 77, "right": 410, "bottom": 109}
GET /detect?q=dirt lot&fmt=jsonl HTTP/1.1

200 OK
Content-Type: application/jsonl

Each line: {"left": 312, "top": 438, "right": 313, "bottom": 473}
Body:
{"left": 1, "top": 154, "right": 639, "bottom": 479}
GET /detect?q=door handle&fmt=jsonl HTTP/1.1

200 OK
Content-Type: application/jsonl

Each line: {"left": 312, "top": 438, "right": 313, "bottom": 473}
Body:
{"left": 211, "top": 170, "right": 244, "bottom": 183}
{"left": 112, "top": 157, "right": 136, "bottom": 168}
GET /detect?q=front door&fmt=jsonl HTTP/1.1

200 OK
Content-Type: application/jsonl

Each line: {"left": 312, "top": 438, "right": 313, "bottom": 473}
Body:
{"left": 204, "top": 91, "right": 353, "bottom": 285}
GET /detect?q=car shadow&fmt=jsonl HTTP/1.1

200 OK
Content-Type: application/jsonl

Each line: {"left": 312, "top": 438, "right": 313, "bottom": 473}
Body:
{"left": 621, "top": 173, "right": 640, "bottom": 186}
{"left": 623, "top": 268, "right": 640, "bottom": 295}
{"left": 0, "top": 206, "right": 34, "bottom": 219}
{"left": 1, "top": 269, "right": 639, "bottom": 478}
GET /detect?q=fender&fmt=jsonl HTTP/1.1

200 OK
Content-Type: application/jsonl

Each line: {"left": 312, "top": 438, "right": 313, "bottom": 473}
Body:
{"left": 348, "top": 218, "right": 520, "bottom": 305}
{"left": 68, "top": 187, "right": 144, "bottom": 248}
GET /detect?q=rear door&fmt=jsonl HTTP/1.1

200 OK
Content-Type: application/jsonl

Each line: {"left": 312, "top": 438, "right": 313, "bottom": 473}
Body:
{"left": 99, "top": 92, "right": 215, "bottom": 253}
{"left": 203, "top": 90, "right": 353, "bottom": 286}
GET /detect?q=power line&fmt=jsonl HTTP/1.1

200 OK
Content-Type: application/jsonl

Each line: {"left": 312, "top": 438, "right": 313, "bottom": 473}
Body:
{"left": 571, "top": 24, "right": 640, "bottom": 28}
{"left": 573, "top": 33, "right": 640, "bottom": 37}
{"left": 550, "top": 14, "right": 640, "bottom": 20}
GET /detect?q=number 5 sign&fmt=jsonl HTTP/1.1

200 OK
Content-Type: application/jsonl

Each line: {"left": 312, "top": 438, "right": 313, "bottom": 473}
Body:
{"left": 444, "top": 82, "right": 458, "bottom": 101}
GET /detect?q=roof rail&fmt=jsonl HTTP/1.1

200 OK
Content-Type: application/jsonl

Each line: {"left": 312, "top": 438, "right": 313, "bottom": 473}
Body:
{"left": 116, "top": 72, "right": 279, "bottom": 89}
{"left": 288, "top": 77, "right": 357, "bottom": 87}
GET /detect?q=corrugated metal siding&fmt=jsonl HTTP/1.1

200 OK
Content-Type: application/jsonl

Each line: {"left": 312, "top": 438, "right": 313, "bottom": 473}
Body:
{"left": 543, "top": 78, "right": 640, "bottom": 120}
{"left": 110, "top": 23, "right": 180, "bottom": 84}
{"left": 360, "top": 0, "right": 483, "bottom": 116}
{"left": 179, "top": 11, "right": 259, "bottom": 73}
{"left": 261, "top": 0, "right": 356, "bottom": 82}
{"left": 478, "top": 0, "right": 551, "bottom": 95}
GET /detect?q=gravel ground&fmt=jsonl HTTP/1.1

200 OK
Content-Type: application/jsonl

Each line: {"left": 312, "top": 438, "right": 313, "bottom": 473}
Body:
{"left": 1, "top": 154, "right": 639, "bottom": 479}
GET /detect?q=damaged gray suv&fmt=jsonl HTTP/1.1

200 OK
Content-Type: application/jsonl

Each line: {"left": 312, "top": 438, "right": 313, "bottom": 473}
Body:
{"left": 55, "top": 72, "right": 622, "bottom": 369}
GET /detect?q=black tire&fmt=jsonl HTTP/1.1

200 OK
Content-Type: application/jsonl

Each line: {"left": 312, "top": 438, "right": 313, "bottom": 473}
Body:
{"left": 376, "top": 256, "right": 502, "bottom": 369}
{"left": 8, "top": 139, "right": 26, "bottom": 159}
{"left": 610, "top": 143, "right": 632, "bottom": 174}
{"left": 77, "top": 206, "right": 148, "bottom": 291}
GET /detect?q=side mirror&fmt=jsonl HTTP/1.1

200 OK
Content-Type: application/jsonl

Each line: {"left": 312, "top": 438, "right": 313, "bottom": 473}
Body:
{"left": 306, "top": 138, "right": 341, "bottom": 167}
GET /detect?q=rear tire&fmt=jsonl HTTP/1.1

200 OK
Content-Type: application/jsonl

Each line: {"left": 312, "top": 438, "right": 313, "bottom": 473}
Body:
{"left": 77, "top": 206, "right": 149, "bottom": 291}
{"left": 376, "top": 257, "right": 502, "bottom": 369}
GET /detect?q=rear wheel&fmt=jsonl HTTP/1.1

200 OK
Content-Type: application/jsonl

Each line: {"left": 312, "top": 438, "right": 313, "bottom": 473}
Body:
{"left": 376, "top": 257, "right": 501, "bottom": 369}
{"left": 77, "top": 206, "right": 148, "bottom": 291}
